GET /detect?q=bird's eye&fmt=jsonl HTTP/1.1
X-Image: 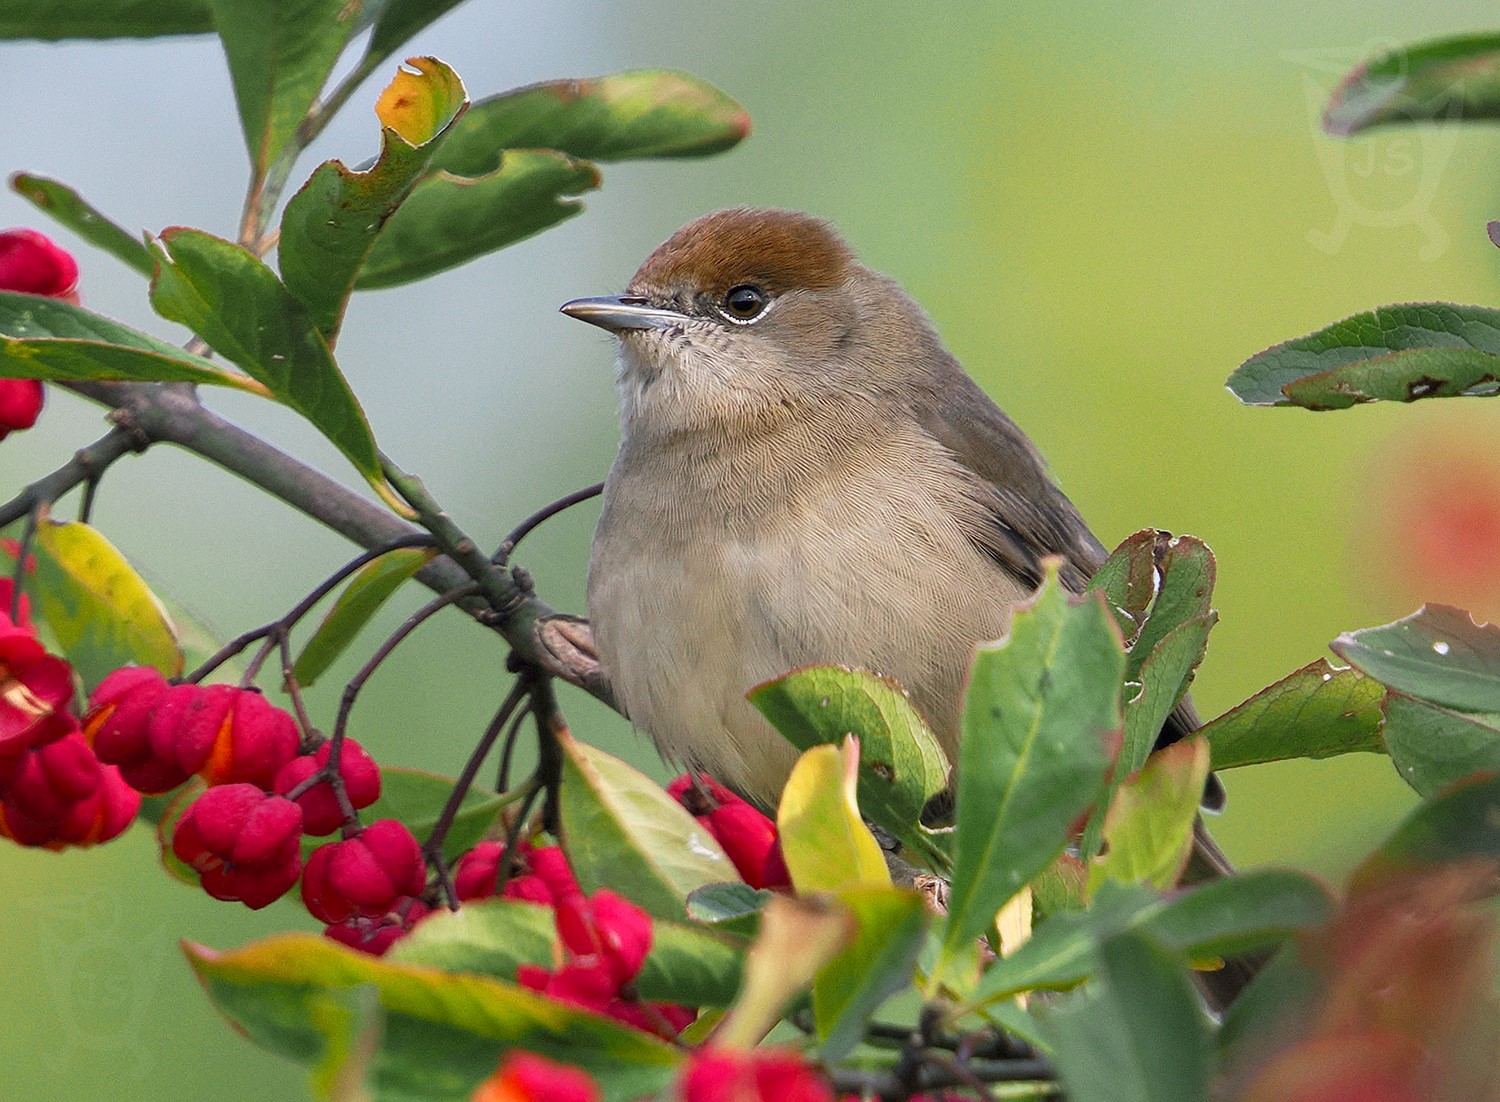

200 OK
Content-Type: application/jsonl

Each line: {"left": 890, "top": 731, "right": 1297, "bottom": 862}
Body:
{"left": 719, "top": 284, "right": 769, "bottom": 322}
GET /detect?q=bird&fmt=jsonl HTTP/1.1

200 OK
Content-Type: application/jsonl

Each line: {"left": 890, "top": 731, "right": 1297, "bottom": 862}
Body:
{"left": 560, "top": 207, "right": 1215, "bottom": 847}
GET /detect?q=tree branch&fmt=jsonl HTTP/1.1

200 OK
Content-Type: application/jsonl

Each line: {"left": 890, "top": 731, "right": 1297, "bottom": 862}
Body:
{"left": 39, "top": 379, "right": 615, "bottom": 709}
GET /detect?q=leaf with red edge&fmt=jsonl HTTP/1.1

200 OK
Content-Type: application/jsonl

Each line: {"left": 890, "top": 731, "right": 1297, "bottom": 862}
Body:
{"left": 1333, "top": 604, "right": 1500, "bottom": 713}
{"left": 1323, "top": 33, "right": 1500, "bottom": 136}
{"left": 430, "top": 69, "right": 750, "bottom": 175}
{"left": 185, "top": 934, "right": 681, "bottom": 1102}
{"left": 1200, "top": 659, "right": 1386, "bottom": 770}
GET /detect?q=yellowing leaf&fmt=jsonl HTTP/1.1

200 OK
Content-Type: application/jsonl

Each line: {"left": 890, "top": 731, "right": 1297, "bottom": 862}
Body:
{"left": 715, "top": 895, "right": 851, "bottom": 1050}
{"left": 777, "top": 737, "right": 889, "bottom": 893}
{"left": 375, "top": 56, "right": 467, "bottom": 147}
{"left": 1088, "top": 738, "right": 1210, "bottom": 898}
{"left": 31, "top": 512, "right": 182, "bottom": 688}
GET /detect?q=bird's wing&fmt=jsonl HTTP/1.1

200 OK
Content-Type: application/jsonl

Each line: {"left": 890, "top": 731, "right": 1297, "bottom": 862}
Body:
{"left": 908, "top": 362, "right": 1106, "bottom": 593}
{"left": 908, "top": 360, "right": 1212, "bottom": 778}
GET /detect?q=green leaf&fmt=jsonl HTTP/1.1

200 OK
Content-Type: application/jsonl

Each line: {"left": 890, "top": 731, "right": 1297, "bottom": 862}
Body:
{"left": 1332, "top": 604, "right": 1500, "bottom": 713}
{"left": 1217, "top": 950, "right": 1321, "bottom": 1079}
{"left": 1087, "top": 738, "right": 1210, "bottom": 898}
{"left": 1082, "top": 611, "right": 1215, "bottom": 860}
{"left": 360, "top": 768, "right": 504, "bottom": 865}
{"left": 749, "top": 664, "right": 951, "bottom": 870}
{"left": 558, "top": 729, "right": 741, "bottom": 920}
{"left": 0, "top": 0, "right": 211, "bottom": 39}
{"left": 208, "top": 0, "right": 359, "bottom": 177}
{"left": 431, "top": 70, "right": 750, "bottom": 177}
{"left": 10, "top": 174, "right": 154, "bottom": 275}
{"left": 1324, "top": 33, "right": 1500, "bottom": 136}
{"left": 354, "top": 151, "right": 601, "bottom": 289}
{"left": 388, "top": 898, "right": 557, "bottom": 977}
{"left": 1045, "top": 932, "right": 1212, "bottom": 1102}
{"left": 149, "top": 228, "right": 387, "bottom": 496}
{"left": 938, "top": 567, "right": 1122, "bottom": 980}
{"left": 292, "top": 547, "right": 437, "bottom": 687}
{"left": 1352, "top": 772, "right": 1500, "bottom": 891}
{"left": 1085, "top": 529, "right": 1159, "bottom": 641}
{"left": 29, "top": 514, "right": 183, "bottom": 690}
{"left": 310, "top": 984, "right": 381, "bottom": 1102}
{"left": 361, "top": 0, "right": 467, "bottom": 77}
{"left": 278, "top": 57, "right": 468, "bottom": 339}
{"left": 685, "top": 882, "right": 771, "bottom": 926}
{"left": 813, "top": 886, "right": 928, "bottom": 1062}
{"left": 969, "top": 871, "right": 1333, "bottom": 1006}
{"left": 1200, "top": 658, "right": 1386, "bottom": 769}
{"left": 1229, "top": 304, "right": 1500, "bottom": 409}
{"left": 185, "top": 934, "right": 681, "bottom": 1102}
{"left": 390, "top": 898, "right": 746, "bottom": 1010}
{"left": 1121, "top": 615, "right": 1215, "bottom": 776}
{"left": 1124, "top": 536, "right": 1214, "bottom": 686}
{"left": 0, "top": 291, "right": 266, "bottom": 393}
{"left": 777, "top": 740, "right": 890, "bottom": 894}
{"left": 1381, "top": 692, "right": 1500, "bottom": 796}
{"left": 640, "top": 919, "right": 748, "bottom": 1009}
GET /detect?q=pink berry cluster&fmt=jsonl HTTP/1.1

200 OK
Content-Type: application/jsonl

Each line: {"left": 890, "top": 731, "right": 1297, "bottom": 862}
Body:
{"left": 468, "top": 1045, "right": 973, "bottom": 1102}
{"left": 80, "top": 664, "right": 412, "bottom": 922}
{"left": 0, "top": 579, "right": 139, "bottom": 848}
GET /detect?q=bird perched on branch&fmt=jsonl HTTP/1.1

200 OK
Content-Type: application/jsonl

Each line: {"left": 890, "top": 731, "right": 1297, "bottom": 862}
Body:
{"left": 562, "top": 207, "right": 1218, "bottom": 859}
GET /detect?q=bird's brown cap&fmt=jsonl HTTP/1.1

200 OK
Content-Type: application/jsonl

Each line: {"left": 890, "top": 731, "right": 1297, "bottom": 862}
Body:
{"left": 630, "top": 208, "right": 855, "bottom": 299}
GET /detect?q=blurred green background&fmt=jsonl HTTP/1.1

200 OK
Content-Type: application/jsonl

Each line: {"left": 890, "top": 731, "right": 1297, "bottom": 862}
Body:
{"left": 6, "top": 1, "right": 1500, "bottom": 1098}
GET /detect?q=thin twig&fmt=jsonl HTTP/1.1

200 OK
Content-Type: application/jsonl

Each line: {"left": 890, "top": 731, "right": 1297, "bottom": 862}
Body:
{"left": 423, "top": 675, "right": 533, "bottom": 908}
{"left": 495, "top": 695, "right": 533, "bottom": 793}
{"left": 825, "top": 1057, "right": 1057, "bottom": 1098}
{"left": 276, "top": 631, "right": 317, "bottom": 744}
{"left": 183, "top": 533, "right": 437, "bottom": 684}
{"left": 530, "top": 676, "right": 566, "bottom": 834}
{"left": 0, "top": 422, "right": 146, "bottom": 530}
{"left": 331, "top": 582, "right": 479, "bottom": 747}
{"left": 493, "top": 482, "right": 604, "bottom": 566}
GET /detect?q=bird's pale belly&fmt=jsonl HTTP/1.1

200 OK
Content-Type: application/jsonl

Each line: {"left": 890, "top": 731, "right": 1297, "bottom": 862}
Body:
{"left": 588, "top": 476, "right": 1030, "bottom": 807}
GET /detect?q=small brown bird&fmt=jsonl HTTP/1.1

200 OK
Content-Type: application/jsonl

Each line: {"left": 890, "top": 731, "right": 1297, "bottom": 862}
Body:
{"left": 562, "top": 207, "right": 1203, "bottom": 818}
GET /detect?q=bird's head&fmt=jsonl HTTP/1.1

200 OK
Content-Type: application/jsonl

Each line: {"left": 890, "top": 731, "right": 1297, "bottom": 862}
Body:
{"left": 562, "top": 208, "right": 937, "bottom": 441}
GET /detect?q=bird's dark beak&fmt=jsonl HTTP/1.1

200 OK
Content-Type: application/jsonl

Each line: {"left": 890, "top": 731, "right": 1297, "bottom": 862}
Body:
{"left": 560, "top": 295, "right": 686, "bottom": 333}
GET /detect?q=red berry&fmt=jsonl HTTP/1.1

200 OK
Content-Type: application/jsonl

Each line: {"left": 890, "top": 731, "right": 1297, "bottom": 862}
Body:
{"left": 171, "top": 784, "right": 303, "bottom": 909}
{"left": 0, "top": 628, "right": 76, "bottom": 757}
{"left": 668, "top": 772, "right": 791, "bottom": 890}
{"left": 0, "top": 578, "right": 33, "bottom": 635}
{"left": 85, "top": 666, "right": 186, "bottom": 794}
{"left": 301, "top": 819, "right": 425, "bottom": 924}
{"left": 323, "top": 897, "right": 431, "bottom": 956}
{"left": 454, "top": 840, "right": 507, "bottom": 901}
{"left": 201, "top": 688, "right": 299, "bottom": 788}
{"left": 472, "top": 1052, "right": 600, "bottom": 1102}
{"left": 0, "top": 229, "right": 79, "bottom": 298}
{"left": 2, "top": 731, "right": 101, "bottom": 825}
{"left": 0, "top": 380, "right": 43, "bottom": 442}
{"left": 273, "top": 737, "right": 380, "bottom": 836}
{"left": 678, "top": 1049, "right": 835, "bottom": 1102}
